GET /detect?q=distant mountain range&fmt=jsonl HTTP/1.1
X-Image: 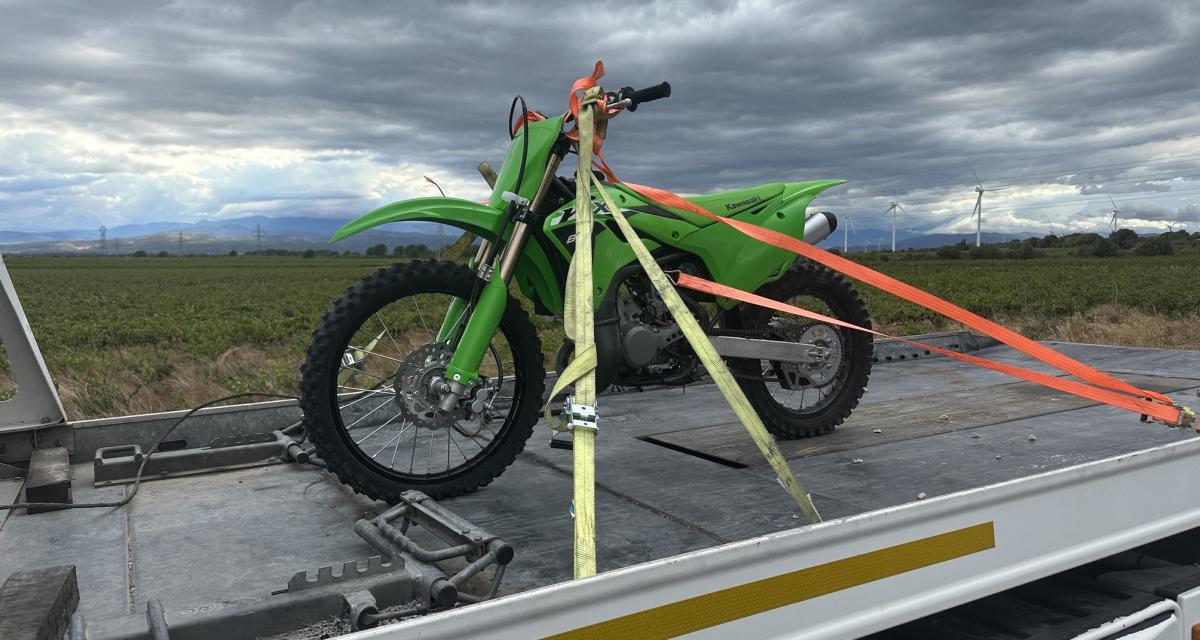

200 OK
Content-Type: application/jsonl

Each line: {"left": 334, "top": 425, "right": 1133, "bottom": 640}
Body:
{"left": 896, "top": 231, "right": 1031, "bottom": 250}
{"left": 0, "top": 215, "right": 455, "bottom": 255}
{"left": 826, "top": 230, "right": 1035, "bottom": 252}
{"left": 0, "top": 215, "right": 1037, "bottom": 255}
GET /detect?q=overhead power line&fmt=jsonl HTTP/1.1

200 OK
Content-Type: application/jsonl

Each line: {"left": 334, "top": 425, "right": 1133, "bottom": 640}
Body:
{"left": 988, "top": 154, "right": 1200, "bottom": 189}
{"left": 822, "top": 171, "right": 1200, "bottom": 210}
{"left": 823, "top": 151, "right": 1200, "bottom": 203}
{"left": 854, "top": 187, "right": 1200, "bottom": 220}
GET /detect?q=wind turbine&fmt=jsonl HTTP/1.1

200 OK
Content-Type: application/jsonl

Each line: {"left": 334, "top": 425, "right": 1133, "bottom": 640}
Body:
{"left": 1106, "top": 195, "right": 1119, "bottom": 232}
{"left": 842, "top": 212, "right": 856, "bottom": 253}
{"left": 1164, "top": 222, "right": 1181, "bottom": 233}
{"left": 882, "top": 188, "right": 904, "bottom": 252}
{"left": 970, "top": 168, "right": 987, "bottom": 248}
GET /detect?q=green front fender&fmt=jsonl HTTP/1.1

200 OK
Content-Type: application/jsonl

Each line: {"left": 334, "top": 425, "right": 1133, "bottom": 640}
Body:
{"left": 330, "top": 195, "right": 565, "bottom": 315}
{"left": 330, "top": 197, "right": 505, "bottom": 243}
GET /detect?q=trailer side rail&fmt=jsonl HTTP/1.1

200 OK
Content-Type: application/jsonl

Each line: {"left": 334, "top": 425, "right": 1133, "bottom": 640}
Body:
{"left": 350, "top": 435, "right": 1200, "bottom": 640}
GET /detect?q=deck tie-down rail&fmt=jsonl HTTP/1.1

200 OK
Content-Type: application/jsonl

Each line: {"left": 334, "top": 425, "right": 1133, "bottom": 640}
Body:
{"left": 92, "top": 428, "right": 310, "bottom": 486}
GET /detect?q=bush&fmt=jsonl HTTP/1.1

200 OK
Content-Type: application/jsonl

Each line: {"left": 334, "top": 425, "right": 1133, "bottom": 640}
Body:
{"left": 156, "top": 251, "right": 170, "bottom": 258}
{"left": 1062, "top": 233, "right": 1102, "bottom": 248}
{"left": 228, "top": 250, "right": 238, "bottom": 256}
{"left": 302, "top": 249, "right": 317, "bottom": 259}
{"left": 935, "top": 245, "right": 961, "bottom": 260}
{"left": 132, "top": 250, "right": 148, "bottom": 257}
{"left": 365, "top": 243, "right": 388, "bottom": 257}
{"left": 1109, "top": 228, "right": 1138, "bottom": 249}
{"left": 968, "top": 245, "right": 1003, "bottom": 259}
{"left": 1134, "top": 236, "right": 1174, "bottom": 256}
{"left": 403, "top": 244, "right": 434, "bottom": 259}
{"left": 1074, "top": 238, "right": 1117, "bottom": 258}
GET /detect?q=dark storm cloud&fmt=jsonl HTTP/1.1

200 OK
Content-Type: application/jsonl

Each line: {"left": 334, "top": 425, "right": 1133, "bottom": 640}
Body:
{"left": 0, "top": 0, "right": 1198, "bottom": 232}
{"left": 1121, "top": 202, "right": 1200, "bottom": 224}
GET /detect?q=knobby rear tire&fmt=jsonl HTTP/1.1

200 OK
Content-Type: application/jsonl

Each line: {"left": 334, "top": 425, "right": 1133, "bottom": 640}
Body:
{"left": 731, "top": 262, "right": 873, "bottom": 439}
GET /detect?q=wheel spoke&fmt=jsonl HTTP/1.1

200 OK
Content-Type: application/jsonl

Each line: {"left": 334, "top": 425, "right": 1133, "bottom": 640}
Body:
{"left": 411, "top": 296, "right": 433, "bottom": 341}
{"left": 339, "top": 367, "right": 395, "bottom": 384}
{"left": 346, "top": 346, "right": 406, "bottom": 364}
{"left": 339, "top": 387, "right": 395, "bottom": 410}
{"left": 338, "top": 384, "right": 395, "bottom": 395}
{"left": 372, "top": 423, "right": 412, "bottom": 460}
{"left": 344, "top": 397, "right": 394, "bottom": 432}
{"left": 376, "top": 316, "right": 405, "bottom": 354}
{"left": 449, "top": 432, "right": 470, "bottom": 462}
{"left": 355, "top": 409, "right": 404, "bottom": 445}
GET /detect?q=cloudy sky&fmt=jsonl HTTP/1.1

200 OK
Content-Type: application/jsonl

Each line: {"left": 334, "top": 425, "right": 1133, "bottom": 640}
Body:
{"left": 1, "top": 0, "right": 1198, "bottom": 240}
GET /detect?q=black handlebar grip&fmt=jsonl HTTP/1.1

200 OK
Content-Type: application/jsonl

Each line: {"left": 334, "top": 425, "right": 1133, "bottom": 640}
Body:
{"left": 622, "top": 82, "right": 672, "bottom": 111}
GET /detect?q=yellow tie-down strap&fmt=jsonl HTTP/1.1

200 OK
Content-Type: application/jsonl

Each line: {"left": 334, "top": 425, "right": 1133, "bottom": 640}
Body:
{"left": 593, "top": 181, "right": 823, "bottom": 524}
{"left": 543, "top": 522, "right": 996, "bottom": 640}
{"left": 548, "top": 84, "right": 826, "bottom": 579}
{"left": 544, "top": 85, "right": 605, "bottom": 579}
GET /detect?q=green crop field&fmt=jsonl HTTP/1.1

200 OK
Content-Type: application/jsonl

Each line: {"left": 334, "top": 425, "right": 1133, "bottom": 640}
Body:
{"left": 852, "top": 255, "right": 1200, "bottom": 330}
{"left": 2, "top": 254, "right": 1197, "bottom": 419}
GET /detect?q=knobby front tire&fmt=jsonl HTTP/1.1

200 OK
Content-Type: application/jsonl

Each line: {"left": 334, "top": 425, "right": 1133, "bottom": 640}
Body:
{"left": 299, "top": 260, "right": 545, "bottom": 500}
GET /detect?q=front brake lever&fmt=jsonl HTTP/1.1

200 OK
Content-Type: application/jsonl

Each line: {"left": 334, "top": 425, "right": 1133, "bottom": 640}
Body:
{"left": 607, "top": 98, "right": 632, "bottom": 111}
{"left": 602, "top": 91, "right": 631, "bottom": 112}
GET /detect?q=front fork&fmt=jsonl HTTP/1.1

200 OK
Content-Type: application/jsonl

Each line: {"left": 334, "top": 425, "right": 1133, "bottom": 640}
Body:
{"left": 433, "top": 148, "right": 564, "bottom": 410}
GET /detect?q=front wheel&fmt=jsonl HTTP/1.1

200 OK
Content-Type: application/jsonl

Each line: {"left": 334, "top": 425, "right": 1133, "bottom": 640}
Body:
{"left": 300, "top": 260, "right": 545, "bottom": 500}
{"left": 725, "top": 262, "right": 873, "bottom": 439}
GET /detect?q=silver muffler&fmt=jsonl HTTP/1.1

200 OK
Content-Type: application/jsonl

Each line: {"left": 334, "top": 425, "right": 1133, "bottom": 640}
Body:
{"left": 803, "top": 211, "right": 837, "bottom": 244}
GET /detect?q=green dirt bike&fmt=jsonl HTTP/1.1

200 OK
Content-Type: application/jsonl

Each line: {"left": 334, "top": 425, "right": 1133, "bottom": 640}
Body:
{"left": 300, "top": 80, "right": 873, "bottom": 501}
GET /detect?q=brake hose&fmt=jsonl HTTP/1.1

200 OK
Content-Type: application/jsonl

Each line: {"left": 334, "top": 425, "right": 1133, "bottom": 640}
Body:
{"left": 506, "top": 94, "right": 530, "bottom": 191}
{"left": 444, "top": 95, "right": 534, "bottom": 349}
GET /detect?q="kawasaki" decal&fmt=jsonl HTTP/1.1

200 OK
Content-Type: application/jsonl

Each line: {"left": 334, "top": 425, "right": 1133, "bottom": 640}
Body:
{"left": 725, "top": 196, "right": 761, "bottom": 211}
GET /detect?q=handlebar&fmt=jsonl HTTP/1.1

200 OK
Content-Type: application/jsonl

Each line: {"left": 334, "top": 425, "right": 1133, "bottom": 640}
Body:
{"left": 614, "top": 82, "right": 671, "bottom": 112}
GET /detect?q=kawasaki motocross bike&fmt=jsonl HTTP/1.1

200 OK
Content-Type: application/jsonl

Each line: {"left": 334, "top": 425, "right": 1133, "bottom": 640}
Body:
{"left": 300, "top": 80, "right": 872, "bottom": 501}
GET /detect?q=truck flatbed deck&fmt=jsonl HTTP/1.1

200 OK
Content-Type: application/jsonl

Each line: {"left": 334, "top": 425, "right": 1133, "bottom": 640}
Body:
{"left": 3, "top": 338, "right": 1199, "bottom": 639}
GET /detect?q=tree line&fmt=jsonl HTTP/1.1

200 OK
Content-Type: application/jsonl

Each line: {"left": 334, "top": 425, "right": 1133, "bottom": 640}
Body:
{"left": 842, "top": 228, "right": 1198, "bottom": 261}
{"left": 121, "top": 243, "right": 444, "bottom": 259}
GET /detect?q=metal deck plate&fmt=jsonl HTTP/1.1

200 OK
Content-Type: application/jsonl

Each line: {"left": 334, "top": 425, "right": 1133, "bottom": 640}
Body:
{"left": 1, "top": 341, "right": 1198, "bottom": 636}
{"left": 642, "top": 373, "right": 1199, "bottom": 467}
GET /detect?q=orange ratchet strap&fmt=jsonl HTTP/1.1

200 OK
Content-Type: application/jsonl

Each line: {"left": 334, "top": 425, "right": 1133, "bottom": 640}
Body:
{"left": 564, "top": 61, "right": 1193, "bottom": 428}
{"left": 673, "top": 272, "right": 1186, "bottom": 426}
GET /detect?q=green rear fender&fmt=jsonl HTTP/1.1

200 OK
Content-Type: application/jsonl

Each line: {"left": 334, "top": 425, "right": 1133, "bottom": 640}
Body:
{"left": 674, "top": 179, "right": 847, "bottom": 309}
{"left": 330, "top": 197, "right": 505, "bottom": 243}
{"left": 771, "top": 179, "right": 847, "bottom": 214}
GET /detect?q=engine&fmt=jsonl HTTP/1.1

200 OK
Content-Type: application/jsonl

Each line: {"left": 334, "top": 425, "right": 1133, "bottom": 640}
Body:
{"left": 612, "top": 273, "right": 702, "bottom": 386}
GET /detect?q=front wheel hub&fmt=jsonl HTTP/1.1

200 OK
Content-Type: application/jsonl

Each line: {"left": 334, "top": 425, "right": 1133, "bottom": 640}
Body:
{"left": 394, "top": 343, "right": 463, "bottom": 430}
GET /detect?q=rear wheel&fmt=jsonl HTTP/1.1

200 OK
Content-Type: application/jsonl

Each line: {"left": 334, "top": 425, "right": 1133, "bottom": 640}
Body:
{"left": 725, "top": 262, "right": 872, "bottom": 439}
{"left": 299, "top": 261, "right": 544, "bottom": 500}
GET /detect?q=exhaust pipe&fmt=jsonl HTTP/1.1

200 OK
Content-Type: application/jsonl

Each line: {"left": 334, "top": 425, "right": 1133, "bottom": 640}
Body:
{"left": 803, "top": 211, "right": 837, "bottom": 244}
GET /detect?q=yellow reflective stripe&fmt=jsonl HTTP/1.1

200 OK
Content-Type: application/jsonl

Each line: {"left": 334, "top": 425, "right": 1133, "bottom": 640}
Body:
{"left": 593, "top": 182, "right": 822, "bottom": 524}
{"left": 543, "top": 522, "right": 996, "bottom": 640}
